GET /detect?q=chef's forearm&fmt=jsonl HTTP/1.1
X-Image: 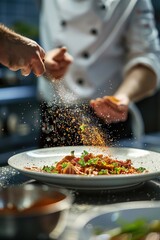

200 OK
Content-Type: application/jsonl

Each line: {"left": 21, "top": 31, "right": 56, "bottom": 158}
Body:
{"left": 0, "top": 24, "right": 20, "bottom": 62}
{"left": 0, "top": 24, "right": 20, "bottom": 44}
{"left": 114, "top": 65, "right": 157, "bottom": 103}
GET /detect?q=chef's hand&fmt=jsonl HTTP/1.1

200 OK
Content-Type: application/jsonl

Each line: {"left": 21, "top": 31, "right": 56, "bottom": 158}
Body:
{"left": 43, "top": 46, "right": 73, "bottom": 80}
{"left": 90, "top": 95, "right": 129, "bottom": 124}
{"left": 0, "top": 25, "right": 46, "bottom": 77}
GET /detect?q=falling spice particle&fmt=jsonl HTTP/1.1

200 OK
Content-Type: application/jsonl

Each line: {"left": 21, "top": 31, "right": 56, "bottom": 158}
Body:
{"left": 40, "top": 80, "right": 109, "bottom": 147}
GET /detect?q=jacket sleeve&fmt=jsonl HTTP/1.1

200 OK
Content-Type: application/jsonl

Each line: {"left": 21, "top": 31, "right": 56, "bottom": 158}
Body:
{"left": 123, "top": 0, "right": 160, "bottom": 88}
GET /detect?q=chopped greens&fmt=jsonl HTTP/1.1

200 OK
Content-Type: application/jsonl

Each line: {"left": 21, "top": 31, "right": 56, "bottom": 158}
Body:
{"left": 94, "top": 219, "right": 160, "bottom": 240}
{"left": 70, "top": 150, "right": 75, "bottom": 156}
{"left": 42, "top": 165, "right": 55, "bottom": 173}
{"left": 61, "top": 162, "right": 69, "bottom": 168}
{"left": 81, "top": 150, "right": 89, "bottom": 159}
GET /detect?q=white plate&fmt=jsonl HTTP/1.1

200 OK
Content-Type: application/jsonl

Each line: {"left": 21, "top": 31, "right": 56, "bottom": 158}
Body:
{"left": 72, "top": 201, "right": 160, "bottom": 240}
{"left": 8, "top": 146, "right": 160, "bottom": 190}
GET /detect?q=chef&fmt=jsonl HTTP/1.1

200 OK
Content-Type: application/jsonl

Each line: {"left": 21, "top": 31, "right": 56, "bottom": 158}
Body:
{"left": 38, "top": 0, "right": 160, "bottom": 147}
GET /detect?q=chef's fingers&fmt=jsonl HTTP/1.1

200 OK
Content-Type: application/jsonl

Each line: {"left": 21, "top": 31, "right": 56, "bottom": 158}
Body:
{"left": 53, "top": 47, "right": 67, "bottom": 61}
{"left": 90, "top": 98, "right": 104, "bottom": 107}
{"left": 31, "top": 53, "right": 46, "bottom": 76}
{"left": 64, "top": 52, "right": 73, "bottom": 63}
{"left": 21, "top": 65, "right": 31, "bottom": 76}
{"left": 102, "top": 97, "right": 128, "bottom": 112}
{"left": 50, "top": 68, "right": 69, "bottom": 79}
{"left": 44, "top": 59, "right": 60, "bottom": 70}
{"left": 38, "top": 46, "right": 46, "bottom": 60}
{"left": 90, "top": 98, "right": 128, "bottom": 123}
{"left": 91, "top": 97, "right": 123, "bottom": 112}
{"left": 58, "top": 56, "right": 73, "bottom": 68}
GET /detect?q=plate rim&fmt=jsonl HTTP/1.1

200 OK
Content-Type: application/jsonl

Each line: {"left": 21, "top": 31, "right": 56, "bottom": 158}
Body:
{"left": 73, "top": 200, "right": 160, "bottom": 232}
{"left": 8, "top": 146, "right": 160, "bottom": 190}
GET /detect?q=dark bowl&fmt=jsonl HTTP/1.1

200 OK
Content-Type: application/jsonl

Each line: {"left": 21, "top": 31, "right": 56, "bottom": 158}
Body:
{"left": 0, "top": 184, "right": 73, "bottom": 239}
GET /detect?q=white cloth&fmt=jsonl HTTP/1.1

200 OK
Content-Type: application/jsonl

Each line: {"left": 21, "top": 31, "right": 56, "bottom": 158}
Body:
{"left": 38, "top": 0, "right": 160, "bottom": 139}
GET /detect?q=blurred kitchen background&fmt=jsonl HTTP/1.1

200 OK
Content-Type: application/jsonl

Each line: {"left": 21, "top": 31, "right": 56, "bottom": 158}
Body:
{"left": 0, "top": 0, "right": 40, "bottom": 165}
{"left": 0, "top": 0, "right": 160, "bottom": 165}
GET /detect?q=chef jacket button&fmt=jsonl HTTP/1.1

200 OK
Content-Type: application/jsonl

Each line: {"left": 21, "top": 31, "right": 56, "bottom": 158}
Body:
{"left": 82, "top": 51, "right": 90, "bottom": 59}
{"left": 90, "top": 28, "right": 98, "bottom": 35}
{"left": 61, "top": 20, "right": 67, "bottom": 27}
{"left": 77, "top": 78, "right": 85, "bottom": 85}
{"left": 100, "top": 4, "right": 106, "bottom": 10}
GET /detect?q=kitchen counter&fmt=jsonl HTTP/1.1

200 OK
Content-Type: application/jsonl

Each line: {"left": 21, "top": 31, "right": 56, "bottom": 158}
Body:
{"left": 1, "top": 165, "right": 160, "bottom": 239}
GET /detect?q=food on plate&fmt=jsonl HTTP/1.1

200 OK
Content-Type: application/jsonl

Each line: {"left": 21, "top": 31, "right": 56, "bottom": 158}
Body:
{"left": 40, "top": 150, "right": 148, "bottom": 175}
{"left": 93, "top": 219, "right": 160, "bottom": 240}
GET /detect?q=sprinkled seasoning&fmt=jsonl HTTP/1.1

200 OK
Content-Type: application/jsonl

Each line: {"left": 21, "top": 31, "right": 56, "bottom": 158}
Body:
{"left": 40, "top": 80, "right": 108, "bottom": 147}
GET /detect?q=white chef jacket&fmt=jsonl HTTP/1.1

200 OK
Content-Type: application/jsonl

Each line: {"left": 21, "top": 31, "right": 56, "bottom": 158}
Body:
{"left": 38, "top": 0, "right": 160, "bottom": 138}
